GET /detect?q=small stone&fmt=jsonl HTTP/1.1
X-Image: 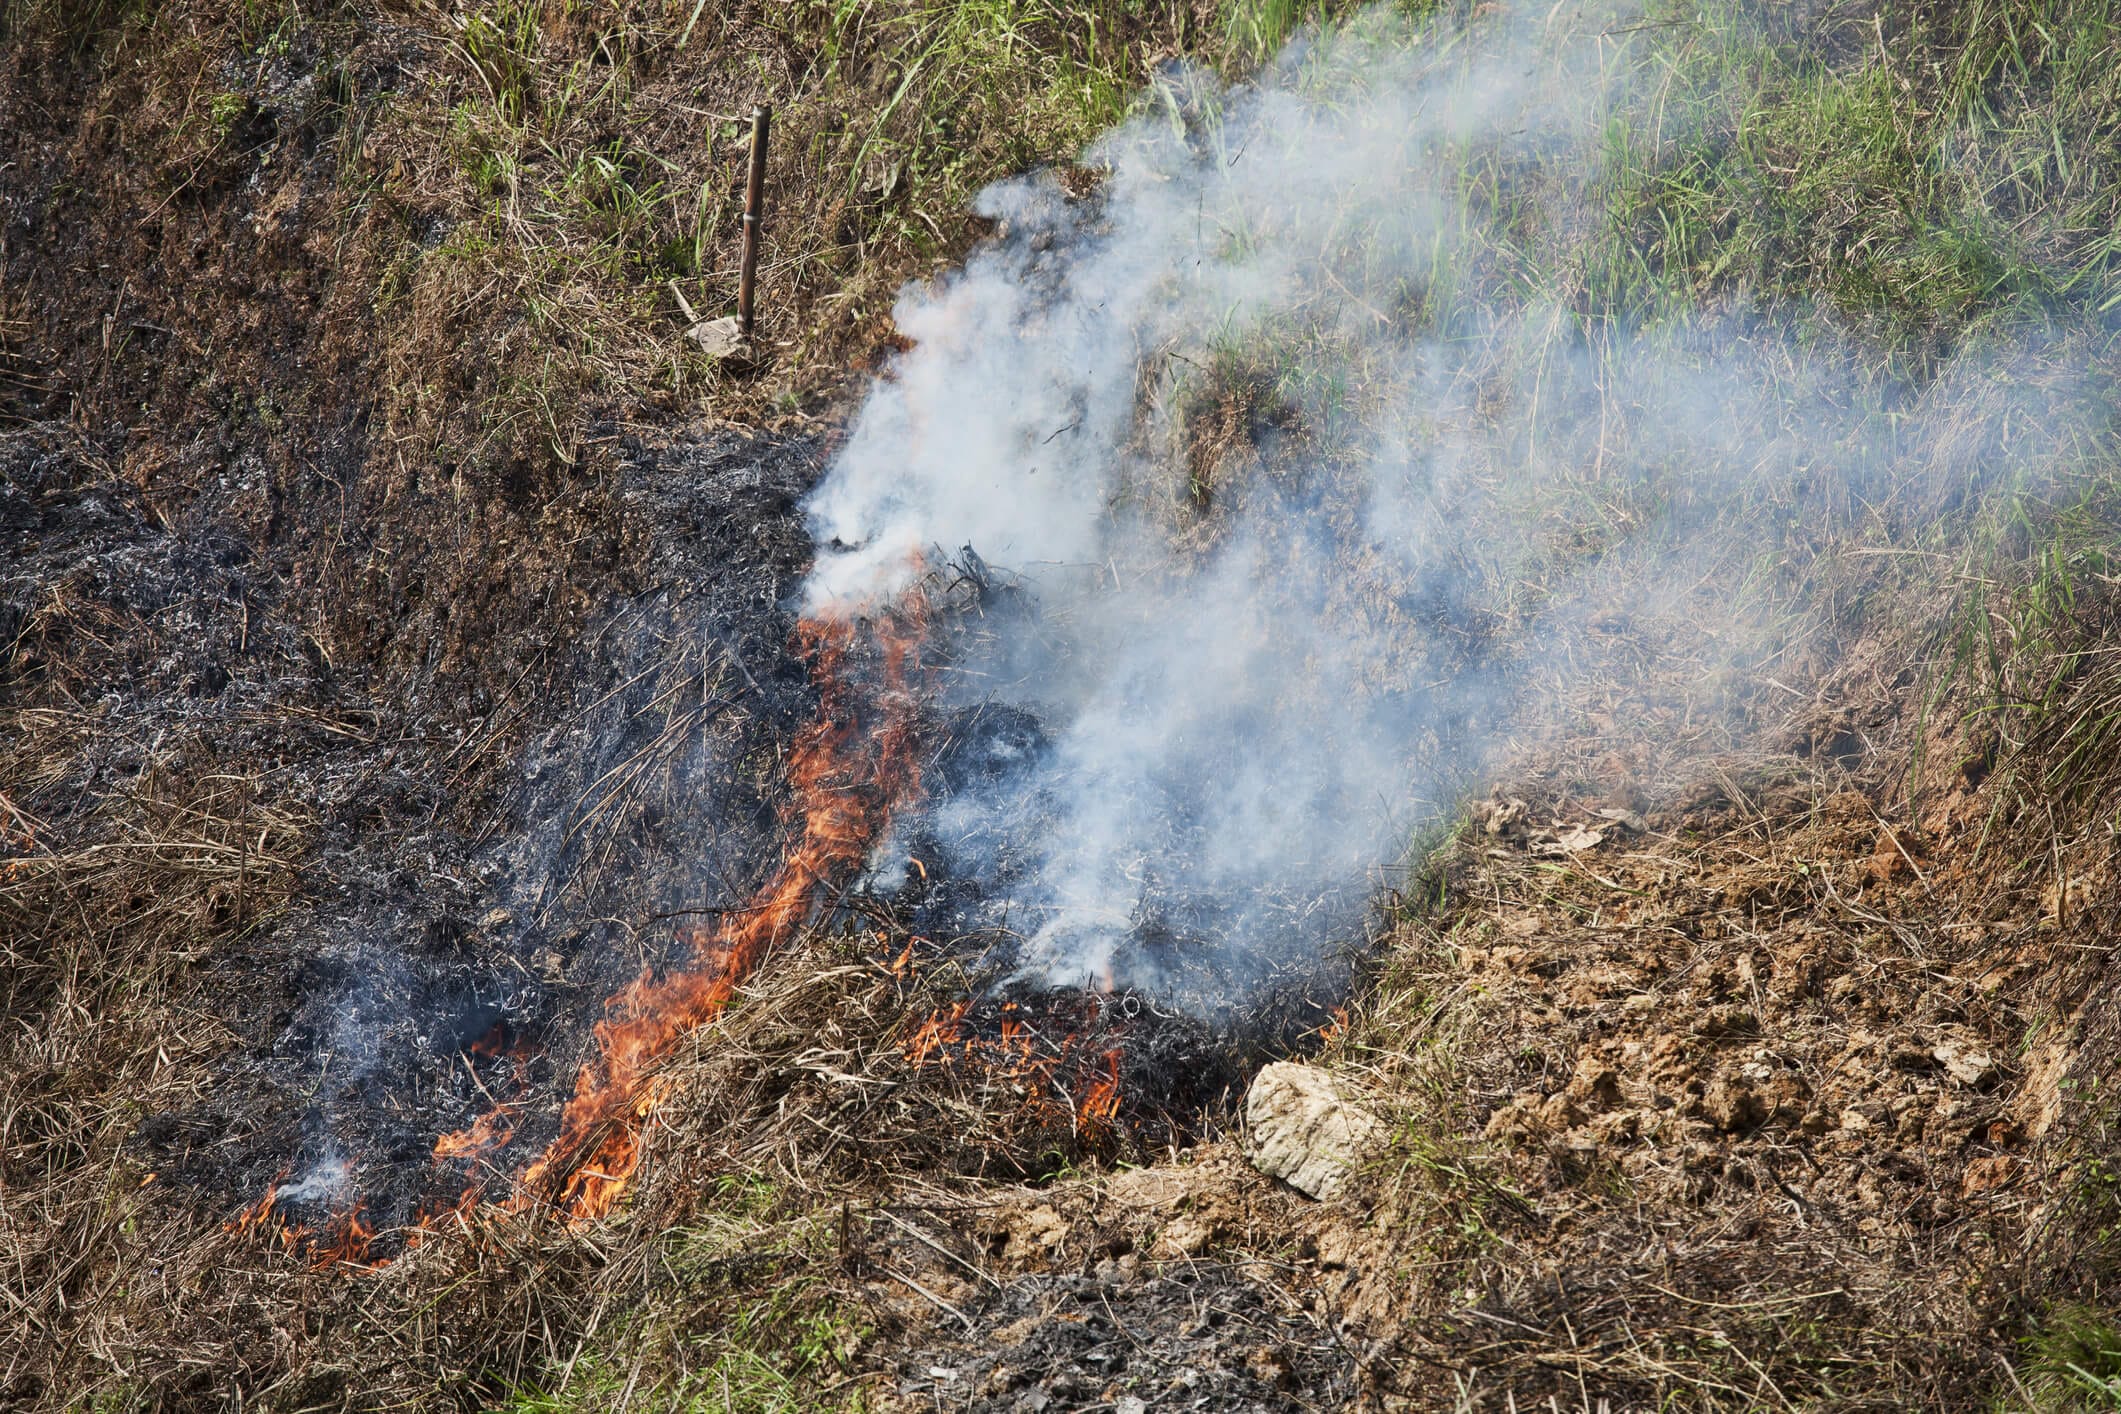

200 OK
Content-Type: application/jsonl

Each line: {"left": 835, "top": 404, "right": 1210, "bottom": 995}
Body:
{"left": 1933, "top": 1040, "right": 1997, "bottom": 1088}
{"left": 1245, "top": 1062, "right": 1382, "bottom": 1201}
{"left": 1840, "top": 1107, "right": 1873, "bottom": 1133}
{"left": 1152, "top": 1214, "right": 1216, "bottom": 1259}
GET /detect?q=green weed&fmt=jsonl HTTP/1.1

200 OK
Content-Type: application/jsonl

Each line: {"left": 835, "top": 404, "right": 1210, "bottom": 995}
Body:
{"left": 2028, "top": 1304, "right": 2121, "bottom": 1410}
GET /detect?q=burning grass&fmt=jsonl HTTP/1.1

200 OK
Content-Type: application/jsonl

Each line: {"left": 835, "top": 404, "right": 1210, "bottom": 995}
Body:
{"left": 509, "top": 604, "right": 931, "bottom": 1225}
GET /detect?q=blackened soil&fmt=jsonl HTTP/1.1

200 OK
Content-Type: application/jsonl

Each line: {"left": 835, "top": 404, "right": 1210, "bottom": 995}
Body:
{"left": 115, "top": 425, "right": 832, "bottom": 1240}
{"left": 895, "top": 1262, "right": 1359, "bottom": 1412}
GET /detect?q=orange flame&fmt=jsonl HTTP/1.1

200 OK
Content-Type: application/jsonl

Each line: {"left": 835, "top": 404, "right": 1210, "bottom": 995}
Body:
{"left": 1077, "top": 1049, "right": 1123, "bottom": 1128}
{"left": 228, "top": 1181, "right": 284, "bottom": 1235}
{"left": 232, "top": 598, "right": 930, "bottom": 1255}
{"left": 433, "top": 1105, "right": 517, "bottom": 1162}
{"left": 1315, "top": 1005, "right": 1349, "bottom": 1044}
{"left": 310, "top": 1205, "right": 376, "bottom": 1271}
{"left": 900, "top": 996, "right": 1131, "bottom": 1138}
{"left": 903, "top": 1000, "right": 969, "bottom": 1065}
{"left": 228, "top": 1174, "right": 380, "bottom": 1270}
{"left": 511, "top": 606, "right": 928, "bottom": 1222}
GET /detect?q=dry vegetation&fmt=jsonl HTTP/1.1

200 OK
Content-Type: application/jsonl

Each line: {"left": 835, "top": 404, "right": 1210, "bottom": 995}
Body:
{"left": 7, "top": 0, "right": 2121, "bottom": 1409}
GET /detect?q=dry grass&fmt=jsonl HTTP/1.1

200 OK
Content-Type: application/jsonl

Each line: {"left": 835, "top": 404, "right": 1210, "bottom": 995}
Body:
{"left": 0, "top": 740, "right": 311, "bottom": 1400}
{"left": 1290, "top": 509, "right": 2121, "bottom": 1408}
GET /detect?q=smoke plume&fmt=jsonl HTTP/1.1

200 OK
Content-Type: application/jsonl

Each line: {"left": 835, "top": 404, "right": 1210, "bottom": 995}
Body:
{"left": 798, "top": 1, "right": 2093, "bottom": 1009}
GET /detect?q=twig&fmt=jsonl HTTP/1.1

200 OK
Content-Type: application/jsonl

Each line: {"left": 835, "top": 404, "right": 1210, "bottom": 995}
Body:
{"left": 875, "top": 1208, "right": 1001, "bottom": 1290}
{"left": 882, "top": 1264, "right": 974, "bottom": 1330}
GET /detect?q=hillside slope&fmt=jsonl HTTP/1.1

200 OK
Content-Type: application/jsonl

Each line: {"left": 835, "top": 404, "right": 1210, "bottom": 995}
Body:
{"left": 5, "top": 1, "right": 2121, "bottom": 1410}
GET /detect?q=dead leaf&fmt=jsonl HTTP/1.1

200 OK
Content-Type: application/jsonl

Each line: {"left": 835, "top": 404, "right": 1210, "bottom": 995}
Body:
{"left": 1534, "top": 824, "right": 1606, "bottom": 856}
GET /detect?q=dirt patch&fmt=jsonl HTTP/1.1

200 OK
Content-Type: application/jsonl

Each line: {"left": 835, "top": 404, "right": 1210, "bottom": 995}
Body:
{"left": 891, "top": 1259, "right": 1358, "bottom": 1412}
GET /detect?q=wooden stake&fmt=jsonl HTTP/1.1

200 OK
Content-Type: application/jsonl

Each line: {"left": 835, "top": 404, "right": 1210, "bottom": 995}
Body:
{"left": 736, "top": 104, "right": 771, "bottom": 343}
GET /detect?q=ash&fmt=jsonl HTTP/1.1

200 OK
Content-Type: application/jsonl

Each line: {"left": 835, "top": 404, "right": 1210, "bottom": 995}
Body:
{"left": 106, "top": 426, "right": 833, "bottom": 1241}
{"left": 896, "top": 1261, "right": 1358, "bottom": 1412}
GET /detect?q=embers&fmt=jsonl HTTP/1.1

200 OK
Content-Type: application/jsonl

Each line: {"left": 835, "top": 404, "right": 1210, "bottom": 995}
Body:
{"left": 895, "top": 973, "right": 1246, "bottom": 1166}
{"left": 226, "top": 1157, "right": 379, "bottom": 1271}
{"left": 228, "top": 1013, "right": 548, "bottom": 1266}
{"left": 431, "top": 1020, "right": 541, "bottom": 1164}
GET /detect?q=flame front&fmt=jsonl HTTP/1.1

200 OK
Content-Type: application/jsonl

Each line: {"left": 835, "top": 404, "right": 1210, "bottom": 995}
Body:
{"left": 232, "top": 601, "right": 928, "bottom": 1255}
{"left": 513, "top": 606, "right": 927, "bottom": 1222}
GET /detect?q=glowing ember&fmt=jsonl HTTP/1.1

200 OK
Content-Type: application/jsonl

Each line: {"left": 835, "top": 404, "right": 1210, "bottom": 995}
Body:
{"left": 227, "top": 1175, "right": 379, "bottom": 1270}
{"left": 309, "top": 1206, "right": 377, "bottom": 1272}
{"left": 898, "top": 994, "right": 1133, "bottom": 1140}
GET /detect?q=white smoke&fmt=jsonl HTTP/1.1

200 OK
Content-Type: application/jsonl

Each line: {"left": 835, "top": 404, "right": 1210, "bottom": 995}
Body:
{"left": 796, "top": 1, "right": 2091, "bottom": 1005}
{"left": 276, "top": 1151, "right": 352, "bottom": 1207}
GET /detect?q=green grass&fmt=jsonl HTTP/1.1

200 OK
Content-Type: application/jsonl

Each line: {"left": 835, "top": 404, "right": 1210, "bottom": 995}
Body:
{"left": 498, "top": 1181, "right": 870, "bottom": 1414}
{"left": 2028, "top": 1304, "right": 2121, "bottom": 1409}
{"left": 1477, "top": 0, "right": 2121, "bottom": 361}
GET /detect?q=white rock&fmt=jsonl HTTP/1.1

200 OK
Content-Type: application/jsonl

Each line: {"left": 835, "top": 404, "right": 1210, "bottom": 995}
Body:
{"left": 686, "top": 315, "right": 744, "bottom": 358}
{"left": 1933, "top": 1040, "right": 1997, "bottom": 1087}
{"left": 1244, "top": 1061, "right": 1382, "bottom": 1201}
